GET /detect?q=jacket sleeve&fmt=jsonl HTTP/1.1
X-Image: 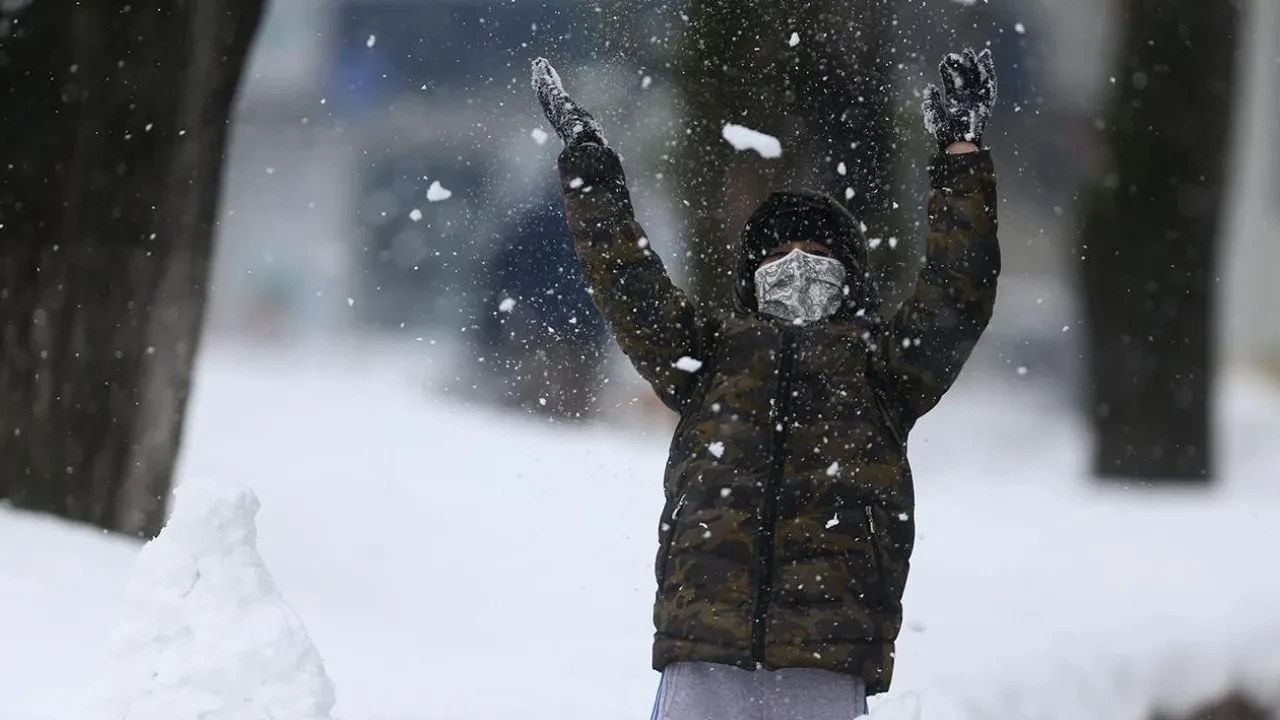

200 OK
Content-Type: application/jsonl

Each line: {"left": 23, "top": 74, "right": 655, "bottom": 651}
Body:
{"left": 557, "top": 144, "right": 706, "bottom": 411}
{"left": 879, "top": 149, "right": 1001, "bottom": 427}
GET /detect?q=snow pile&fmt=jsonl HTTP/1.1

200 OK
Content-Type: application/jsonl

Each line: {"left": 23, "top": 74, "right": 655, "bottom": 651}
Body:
{"left": 721, "top": 123, "right": 783, "bottom": 158}
{"left": 868, "top": 693, "right": 922, "bottom": 720}
{"left": 6, "top": 348, "right": 1280, "bottom": 720}
{"left": 84, "top": 477, "right": 336, "bottom": 720}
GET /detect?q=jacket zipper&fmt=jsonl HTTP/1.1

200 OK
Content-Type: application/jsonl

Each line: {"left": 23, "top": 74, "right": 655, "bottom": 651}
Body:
{"left": 752, "top": 325, "right": 798, "bottom": 664}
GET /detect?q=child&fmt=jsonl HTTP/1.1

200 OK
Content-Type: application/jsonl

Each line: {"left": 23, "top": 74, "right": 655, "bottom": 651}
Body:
{"left": 531, "top": 48, "right": 1000, "bottom": 719}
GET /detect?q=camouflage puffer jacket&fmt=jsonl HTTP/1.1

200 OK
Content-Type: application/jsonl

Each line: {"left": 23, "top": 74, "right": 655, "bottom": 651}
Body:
{"left": 557, "top": 144, "right": 1000, "bottom": 695}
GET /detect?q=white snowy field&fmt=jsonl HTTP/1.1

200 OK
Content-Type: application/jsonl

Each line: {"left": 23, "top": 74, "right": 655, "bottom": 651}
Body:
{"left": 4, "top": 343, "right": 1280, "bottom": 720}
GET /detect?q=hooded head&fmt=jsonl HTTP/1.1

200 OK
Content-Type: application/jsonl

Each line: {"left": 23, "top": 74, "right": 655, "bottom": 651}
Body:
{"left": 736, "top": 190, "right": 878, "bottom": 324}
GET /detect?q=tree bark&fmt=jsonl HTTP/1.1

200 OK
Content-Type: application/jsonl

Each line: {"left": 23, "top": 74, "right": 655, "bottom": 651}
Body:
{"left": 670, "top": 0, "right": 898, "bottom": 312}
{"left": 0, "top": 1, "right": 265, "bottom": 537}
{"left": 1076, "top": 0, "right": 1240, "bottom": 482}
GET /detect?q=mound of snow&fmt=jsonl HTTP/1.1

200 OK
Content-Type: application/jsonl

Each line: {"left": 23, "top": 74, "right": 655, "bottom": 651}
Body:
{"left": 84, "top": 477, "right": 336, "bottom": 720}
{"left": 721, "top": 123, "right": 782, "bottom": 158}
{"left": 868, "top": 693, "right": 922, "bottom": 719}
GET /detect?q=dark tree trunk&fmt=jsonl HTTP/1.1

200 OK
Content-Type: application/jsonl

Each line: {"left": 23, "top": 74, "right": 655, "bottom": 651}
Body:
{"left": 670, "top": 0, "right": 898, "bottom": 312}
{"left": 0, "top": 1, "right": 265, "bottom": 537}
{"left": 1076, "top": 0, "right": 1240, "bottom": 482}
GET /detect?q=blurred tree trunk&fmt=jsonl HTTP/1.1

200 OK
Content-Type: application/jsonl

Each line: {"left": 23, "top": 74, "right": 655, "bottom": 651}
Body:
{"left": 671, "top": 0, "right": 899, "bottom": 312}
{"left": 1076, "top": 0, "right": 1240, "bottom": 482}
{"left": 0, "top": 1, "right": 265, "bottom": 537}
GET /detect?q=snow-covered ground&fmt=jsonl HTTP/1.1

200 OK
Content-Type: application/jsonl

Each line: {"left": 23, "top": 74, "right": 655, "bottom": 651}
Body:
{"left": 4, "top": 342, "right": 1280, "bottom": 720}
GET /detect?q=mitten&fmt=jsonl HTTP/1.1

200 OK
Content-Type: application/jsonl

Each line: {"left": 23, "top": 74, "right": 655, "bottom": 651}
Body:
{"left": 531, "top": 57, "right": 606, "bottom": 147}
{"left": 922, "top": 48, "right": 997, "bottom": 151}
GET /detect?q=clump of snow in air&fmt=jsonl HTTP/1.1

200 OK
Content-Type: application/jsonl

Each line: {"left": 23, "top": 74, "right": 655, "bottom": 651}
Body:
{"left": 708, "top": 441, "right": 725, "bottom": 459}
{"left": 788, "top": 32, "right": 800, "bottom": 47}
{"left": 721, "top": 123, "right": 782, "bottom": 159}
{"left": 949, "top": 0, "right": 976, "bottom": 5}
{"left": 674, "top": 356, "right": 703, "bottom": 373}
{"left": 837, "top": 162, "right": 847, "bottom": 176}
{"left": 498, "top": 297, "right": 517, "bottom": 313}
{"left": 82, "top": 477, "right": 336, "bottom": 720}
{"left": 408, "top": 208, "right": 423, "bottom": 222}
{"left": 365, "top": 34, "right": 376, "bottom": 48}
{"left": 1015, "top": 22, "right": 1026, "bottom": 34}
{"left": 641, "top": 75, "right": 653, "bottom": 89}
{"left": 426, "top": 181, "right": 452, "bottom": 202}
{"left": 531, "top": 127, "right": 549, "bottom": 145}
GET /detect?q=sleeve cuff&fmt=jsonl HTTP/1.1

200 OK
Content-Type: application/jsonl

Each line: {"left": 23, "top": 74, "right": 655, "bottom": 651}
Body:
{"left": 558, "top": 143, "right": 627, "bottom": 192}
{"left": 557, "top": 144, "right": 635, "bottom": 224}
{"left": 927, "top": 149, "right": 995, "bottom": 193}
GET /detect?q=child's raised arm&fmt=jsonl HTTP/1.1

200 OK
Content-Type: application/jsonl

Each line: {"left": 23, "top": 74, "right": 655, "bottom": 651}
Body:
{"left": 532, "top": 59, "right": 708, "bottom": 411}
{"left": 880, "top": 49, "right": 1002, "bottom": 427}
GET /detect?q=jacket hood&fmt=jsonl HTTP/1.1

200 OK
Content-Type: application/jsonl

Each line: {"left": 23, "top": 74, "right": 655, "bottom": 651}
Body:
{"left": 735, "top": 189, "right": 880, "bottom": 326}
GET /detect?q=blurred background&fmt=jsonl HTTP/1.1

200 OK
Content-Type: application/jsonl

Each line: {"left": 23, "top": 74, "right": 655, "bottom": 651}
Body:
{"left": 2, "top": 1, "right": 1279, "bottom": 718}
{"left": 211, "top": 0, "right": 1278, "bottom": 429}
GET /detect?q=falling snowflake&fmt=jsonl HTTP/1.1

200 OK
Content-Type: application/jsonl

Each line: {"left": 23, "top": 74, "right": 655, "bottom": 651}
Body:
{"left": 426, "top": 181, "right": 452, "bottom": 202}
{"left": 709, "top": 442, "right": 725, "bottom": 458}
{"left": 674, "top": 356, "right": 703, "bottom": 373}
{"left": 721, "top": 124, "right": 782, "bottom": 159}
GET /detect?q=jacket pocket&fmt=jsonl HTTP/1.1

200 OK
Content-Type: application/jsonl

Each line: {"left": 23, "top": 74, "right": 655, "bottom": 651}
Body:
{"left": 868, "top": 380, "right": 906, "bottom": 448}
{"left": 863, "top": 505, "right": 890, "bottom": 608}
{"left": 655, "top": 489, "right": 689, "bottom": 587}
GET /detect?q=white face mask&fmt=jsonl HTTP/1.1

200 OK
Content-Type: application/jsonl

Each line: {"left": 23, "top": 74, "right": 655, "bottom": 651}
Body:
{"left": 753, "top": 249, "right": 847, "bottom": 324}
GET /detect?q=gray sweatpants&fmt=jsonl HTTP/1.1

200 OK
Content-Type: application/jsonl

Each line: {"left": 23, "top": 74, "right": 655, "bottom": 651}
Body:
{"left": 650, "top": 662, "right": 869, "bottom": 720}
